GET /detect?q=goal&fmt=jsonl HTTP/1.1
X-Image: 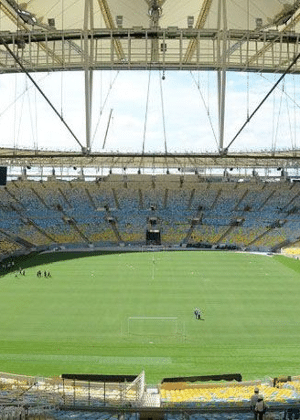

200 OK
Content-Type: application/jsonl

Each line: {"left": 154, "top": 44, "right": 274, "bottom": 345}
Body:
{"left": 127, "top": 316, "right": 179, "bottom": 337}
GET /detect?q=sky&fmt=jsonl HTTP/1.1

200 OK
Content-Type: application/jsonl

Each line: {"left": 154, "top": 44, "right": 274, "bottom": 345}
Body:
{"left": 0, "top": 69, "right": 300, "bottom": 155}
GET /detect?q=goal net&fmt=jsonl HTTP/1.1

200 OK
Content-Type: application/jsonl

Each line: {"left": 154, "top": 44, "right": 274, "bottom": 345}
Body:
{"left": 127, "top": 316, "right": 179, "bottom": 337}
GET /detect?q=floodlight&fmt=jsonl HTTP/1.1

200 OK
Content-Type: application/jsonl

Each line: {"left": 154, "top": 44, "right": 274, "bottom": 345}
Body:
{"left": 116, "top": 16, "right": 123, "bottom": 28}
{"left": 187, "top": 16, "right": 194, "bottom": 28}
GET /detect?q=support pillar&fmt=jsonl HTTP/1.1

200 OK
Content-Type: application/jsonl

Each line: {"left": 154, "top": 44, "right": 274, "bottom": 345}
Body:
{"left": 217, "top": 0, "right": 227, "bottom": 154}
{"left": 148, "top": 1, "right": 163, "bottom": 61}
{"left": 84, "top": 0, "right": 94, "bottom": 154}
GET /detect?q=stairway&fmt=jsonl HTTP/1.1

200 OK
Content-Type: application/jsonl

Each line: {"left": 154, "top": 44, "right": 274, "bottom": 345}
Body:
{"left": 141, "top": 387, "right": 161, "bottom": 407}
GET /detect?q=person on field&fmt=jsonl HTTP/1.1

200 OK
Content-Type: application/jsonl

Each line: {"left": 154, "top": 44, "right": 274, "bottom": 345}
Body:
{"left": 255, "top": 395, "right": 268, "bottom": 420}
{"left": 194, "top": 308, "right": 202, "bottom": 320}
{"left": 250, "top": 387, "right": 260, "bottom": 420}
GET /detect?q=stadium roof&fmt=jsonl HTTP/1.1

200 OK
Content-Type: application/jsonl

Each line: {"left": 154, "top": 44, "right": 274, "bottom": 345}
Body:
{"left": 1, "top": 1, "right": 300, "bottom": 168}
{"left": 1, "top": 0, "right": 298, "bottom": 31}
{"left": 1, "top": 148, "right": 300, "bottom": 170}
{"left": 1, "top": 0, "right": 300, "bottom": 73}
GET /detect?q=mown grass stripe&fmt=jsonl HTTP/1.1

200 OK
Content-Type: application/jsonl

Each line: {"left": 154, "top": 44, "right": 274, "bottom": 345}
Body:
{"left": 0, "top": 354, "right": 172, "bottom": 365}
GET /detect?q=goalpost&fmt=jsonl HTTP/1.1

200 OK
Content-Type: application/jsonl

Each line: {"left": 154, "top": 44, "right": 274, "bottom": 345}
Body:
{"left": 127, "top": 316, "right": 179, "bottom": 337}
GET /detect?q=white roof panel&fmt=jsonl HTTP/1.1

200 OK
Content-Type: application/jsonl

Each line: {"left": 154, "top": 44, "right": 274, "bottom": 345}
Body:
{"left": 0, "top": 0, "right": 298, "bottom": 31}
{"left": 0, "top": 0, "right": 300, "bottom": 73}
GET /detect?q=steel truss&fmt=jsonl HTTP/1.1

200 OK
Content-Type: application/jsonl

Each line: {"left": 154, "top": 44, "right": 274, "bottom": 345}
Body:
{"left": 1, "top": 28, "right": 300, "bottom": 73}
{"left": 1, "top": 149, "right": 300, "bottom": 170}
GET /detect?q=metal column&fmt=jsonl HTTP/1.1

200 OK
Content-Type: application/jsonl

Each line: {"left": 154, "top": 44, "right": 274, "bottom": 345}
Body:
{"left": 84, "top": 0, "right": 94, "bottom": 154}
{"left": 217, "top": 0, "right": 227, "bottom": 153}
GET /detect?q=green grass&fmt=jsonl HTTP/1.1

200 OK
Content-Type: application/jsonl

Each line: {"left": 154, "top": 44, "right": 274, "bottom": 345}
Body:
{"left": 1, "top": 251, "right": 300, "bottom": 383}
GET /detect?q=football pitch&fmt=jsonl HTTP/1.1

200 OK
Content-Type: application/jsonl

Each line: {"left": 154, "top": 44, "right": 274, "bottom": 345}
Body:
{"left": 1, "top": 250, "right": 300, "bottom": 384}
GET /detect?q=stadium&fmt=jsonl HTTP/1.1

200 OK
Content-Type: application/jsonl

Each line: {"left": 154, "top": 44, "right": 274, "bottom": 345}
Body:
{"left": 1, "top": 0, "right": 300, "bottom": 419}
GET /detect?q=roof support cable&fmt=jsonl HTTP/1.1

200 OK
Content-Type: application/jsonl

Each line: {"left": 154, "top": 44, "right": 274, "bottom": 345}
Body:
{"left": 190, "top": 71, "right": 218, "bottom": 150}
{"left": 246, "top": 72, "right": 250, "bottom": 120}
{"left": 60, "top": 72, "right": 64, "bottom": 118}
{"left": 271, "top": 74, "right": 276, "bottom": 151}
{"left": 273, "top": 81, "right": 284, "bottom": 153}
{"left": 246, "top": 0, "right": 250, "bottom": 120}
{"left": 92, "top": 71, "right": 119, "bottom": 147}
{"left": 142, "top": 70, "right": 151, "bottom": 154}
{"left": 293, "top": 75, "right": 297, "bottom": 150}
{"left": 259, "top": 73, "right": 300, "bottom": 110}
{"left": 1, "top": 39, "right": 84, "bottom": 151}
{"left": 34, "top": 88, "right": 38, "bottom": 151}
{"left": 26, "top": 77, "right": 37, "bottom": 150}
{"left": 0, "top": 73, "right": 50, "bottom": 120}
{"left": 285, "top": 80, "right": 294, "bottom": 151}
{"left": 225, "top": 51, "right": 300, "bottom": 153}
{"left": 159, "top": 70, "right": 168, "bottom": 154}
{"left": 13, "top": 73, "right": 18, "bottom": 150}
{"left": 16, "top": 77, "right": 26, "bottom": 148}
{"left": 102, "top": 108, "right": 113, "bottom": 149}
